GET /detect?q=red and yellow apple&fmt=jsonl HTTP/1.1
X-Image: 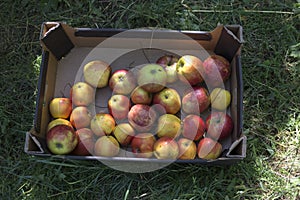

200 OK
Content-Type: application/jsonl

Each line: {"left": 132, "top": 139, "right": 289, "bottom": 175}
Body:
{"left": 131, "top": 133, "right": 156, "bottom": 158}
{"left": 90, "top": 113, "right": 115, "bottom": 137}
{"left": 71, "top": 82, "right": 94, "bottom": 106}
{"left": 153, "top": 137, "right": 179, "bottom": 159}
{"left": 130, "top": 86, "right": 153, "bottom": 105}
{"left": 83, "top": 60, "right": 111, "bottom": 88}
{"left": 197, "top": 137, "right": 222, "bottom": 160}
{"left": 156, "top": 55, "right": 179, "bottom": 83}
{"left": 94, "top": 135, "right": 120, "bottom": 157}
{"left": 71, "top": 128, "right": 95, "bottom": 156}
{"left": 47, "top": 118, "right": 73, "bottom": 132}
{"left": 182, "top": 86, "right": 210, "bottom": 114}
{"left": 177, "top": 138, "right": 197, "bottom": 160}
{"left": 182, "top": 114, "right": 206, "bottom": 141}
{"left": 70, "top": 106, "right": 92, "bottom": 129}
{"left": 206, "top": 111, "right": 233, "bottom": 141}
{"left": 108, "top": 94, "right": 131, "bottom": 120}
{"left": 46, "top": 124, "right": 78, "bottom": 155}
{"left": 152, "top": 88, "right": 181, "bottom": 114}
{"left": 109, "top": 69, "right": 136, "bottom": 95}
{"left": 49, "top": 97, "right": 72, "bottom": 119}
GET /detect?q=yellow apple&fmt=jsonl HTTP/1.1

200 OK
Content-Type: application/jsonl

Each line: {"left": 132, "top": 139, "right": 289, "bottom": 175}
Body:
{"left": 210, "top": 88, "right": 231, "bottom": 110}
{"left": 83, "top": 60, "right": 111, "bottom": 88}
{"left": 156, "top": 114, "right": 181, "bottom": 139}
{"left": 90, "top": 113, "right": 115, "bottom": 137}
{"left": 49, "top": 98, "right": 72, "bottom": 119}
{"left": 47, "top": 118, "right": 73, "bottom": 132}
{"left": 177, "top": 138, "right": 197, "bottom": 160}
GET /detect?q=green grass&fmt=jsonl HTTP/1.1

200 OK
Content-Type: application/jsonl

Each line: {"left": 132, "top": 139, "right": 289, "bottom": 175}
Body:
{"left": 1, "top": 0, "right": 300, "bottom": 199}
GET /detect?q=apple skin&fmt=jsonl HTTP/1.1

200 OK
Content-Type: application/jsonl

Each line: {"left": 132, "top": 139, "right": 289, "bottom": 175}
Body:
{"left": 177, "top": 138, "right": 197, "bottom": 160}
{"left": 83, "top": 60, "right": 111, "bottom": 88}
{"left": 152, "top": 88, "right": 181, "bottom": 114}
{"left": 90, "top": 113, "right": 115, "bottom": 137}
{"left": 49, "top": 98, "right": 72, "bottom": 119}
{"left": 206, "top": 112, "right": 233, "bottom": 141}
{"left": 70, "top": 106, "right": 92, "bottom": 129}
{"left": 137, "top": 64, "right": 167, "bottom": 93}
{"left": 46, "top": 125, "right": 78, "bottom": 155}
{"left": 113, "top": 123, "right": 135, "bottom": 146}
{"left": 156, "top": 114, "right": 181, "bottom": 139}
{"left": 128, "top": 104, "right": 158, "bottom": 132}
{"left": 109, "top": 69, "right": 136, "bottom": 95}
{"left": 182, "top": 114, "right": 206, "bottom": 141}
{"left": 210, "top": 88, "right": 231, "bottom": 110}
{"left": 182, "top": 86, "right": 210, "bottom": 114}
{"left": 47, "top": 118, "right": 73, "bottom": 132}
{"left": 197, "top": 137, "right": 222, "bottom": 160}
{"left": 176, "top": 55, "right": 204, "bottom": 86}
{"left": 153, "top": 137, "right": 179, "bottom": 159}
{"left": 94, "top": 135, "right": 120, "bottom": 157}
{"left": 71, "top": 128, "right": 95, "bottom": 156}
{"left": 203, "top": 55, "right": 231, "bottom": 88}
{"left": 130, "top": 86, "right": 153, "bottom": 105}
{"left": 131, "top": 133, "right": 156, "bottom": 158}
{"left": 71, "top": 82, "right": 94, "bottom": 107}
{"left": 108, "top": 94, "right": 131, "bottom": 120}
{"left": 156, "top": 55, "right": 179, "bottom": 83}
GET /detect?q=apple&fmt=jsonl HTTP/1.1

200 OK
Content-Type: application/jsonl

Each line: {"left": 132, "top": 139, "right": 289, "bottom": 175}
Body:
{"left": 156, "top": 114, "right": 181, "bottom": 139}
{"left": 71, "top": 82, "right": 94, "bottom": 106}
{"left": 203, "top": 55, "right": 231, "bottom": 88}
{"left": 83, "top": 60, "right": 111, "bottom": 88}
{"left": 130, "top": 86, "right": 152, "bottom": 105}
{"left": 113, "top": 123, "right": 135, "bottom": 146}
{"left": 49, "top": 97, "right": 72, "bottom": 119}
{"left": 131, "top": 133, "right": 156, "bottom": 158}
{"left": 70, "top": 106, "right": 92, "bottom": 129}
{"left": 109, "top": 69, "right": 136, "bottom": 95}
{"left": 94, "top": 135, "right": 120, "bottom": 157}
{"left": 197, "top": 137, "right": 222, "bottom": 160}
{"left": 177, "top": 138, "right": 197, "bottom": 160}
{"left": 152, "top": 88, "right": 181, "bottom": 114}
{"left": 210, "top": 88, "right": 231, "bottom": 110}
{"left": 108, "top": 94, "right": 131, "bottom": 120}
{"left": 128, "top": 104, "right": 158, "bottom": 132}
{"left": 71, "top": 128, "right": 95, "bottom": 156}
{"left": 153, "top": 137, "right": 179, "bottom": 159}
{"left": 182, "top": 86, "right": 210, "bottom": 114}
{"left": 90, "top": 113, "right": 115, "bottom": 137}
{"left": 47, "top": 118, "right": 73, "bottom": 132}
{"left": 182, "top": 114, "right": 206, "bottom": 141}
{"left": 46, "top": 124, "right": 78, "bottom": 155}
{"left": 137, "top": 64, "right": 167, "bottom": 93}
{"left": 156, "top": 55, "right": 178, "bottom": 83}
{"left": 206, "top": 112, "right": 233, "bottom": 141}
{"left": 176, "top": 55, "right": 204, "bottom": 86}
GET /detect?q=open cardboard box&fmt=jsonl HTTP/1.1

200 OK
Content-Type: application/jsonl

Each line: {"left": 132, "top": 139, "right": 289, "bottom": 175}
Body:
{"left": 25, "top": 22, "right": 246, "bottom": 168}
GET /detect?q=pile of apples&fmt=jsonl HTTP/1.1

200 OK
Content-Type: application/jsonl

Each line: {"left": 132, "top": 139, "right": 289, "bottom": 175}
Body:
{"left": 46, "top": 54, "right": 234, "bottom": 160}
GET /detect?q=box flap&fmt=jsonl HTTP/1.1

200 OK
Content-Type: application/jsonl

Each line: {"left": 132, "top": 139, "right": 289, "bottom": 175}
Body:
{"left": 40, "top": 22, "right": 74, "bottom": 60}
{"left": 226, "top": 135, "right": 247, "bottom": 158}
{"left": 24, "top": 131, "right": 45, "bottom": 154}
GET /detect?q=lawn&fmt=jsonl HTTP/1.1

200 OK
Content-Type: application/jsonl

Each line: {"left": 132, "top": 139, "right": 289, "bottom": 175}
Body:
{"left": 0, "top": 0, "right": 299, "bottom": 199}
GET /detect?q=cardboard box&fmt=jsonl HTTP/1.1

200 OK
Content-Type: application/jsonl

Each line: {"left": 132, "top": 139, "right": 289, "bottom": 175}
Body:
{"left": 25, "top": 22, "right": 246, "bottom": 166}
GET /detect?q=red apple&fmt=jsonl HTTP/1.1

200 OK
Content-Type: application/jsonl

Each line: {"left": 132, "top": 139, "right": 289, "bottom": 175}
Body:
{"left": 182, "top": 86, "right": 210, "bottom": 114}
{"left": 70, "top": 106, "right": 92, "bottom": 129}
{"left": 71, "top": 128, "right": 95, "bottom": 156}
{"left": 109, "top": 69, "right": 136, "bottom": 95}
{"left": 108, "top": 94, "right": 131, "bottom": 120}
{"left": 90, "top": 113, "right": 115, "bottom": 137}
{"left": 153, "top": 137, "right": 179, "bottom": 159}
{"left": 137, "top": 64, "right": 167, "bottom": 93}
{"left": 203, "top": 55, "right": 231, "bottom": 88}
{"left": 46, "top": 124, "right": 78, "bottom": 155}
{"left": 130, "top": 86, "right": 153, "bottom": 105}
{"left": 156, "top": 114, "right": 181, "bottom": 139}
{"left": 152, "top": 88, "right": 181, "bottom": 114}
{"left": 131, "top": 133, "right": 156, "bottom": 158}
{"left": 49, "top": 97, "right": 72, "bottom": 119}
{"left": 182, "top": 114, "right": 206, "bottom": 141}
{"left": 206, "top": 112, "right": 233, "bottom": 141}
{"left": 83, "top": 60, "right": 111, "bottom": 88}
{"left": 156, "top": 55, "right": 179, "bottom": 83}
{"left": 71, "top": 82, "right": 94, "bottom": 106}
{"left": 177, "top": 138, "right": 197, "bottom": 160}
{"left": 128, "top": 104, "right": 158, "bottom": 132}
{"left": 197, "top": 137, "right": 222, "bottom": 160}
{"left": 176, "top": 55, "right": 204, "bottom": 86}
{"left": 94, "top": 135, "right": 120, "bottom": 157}
{"left": 47, "top": 118, "right": 73, "bottom": 132}
{"left": 113, "top": 123, "right": 135, "bottom": 146}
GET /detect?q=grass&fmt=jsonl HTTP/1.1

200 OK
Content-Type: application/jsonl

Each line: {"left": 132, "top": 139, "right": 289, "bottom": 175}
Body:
{"left": 0, "top": 0, "right": 299, "bottom": 199}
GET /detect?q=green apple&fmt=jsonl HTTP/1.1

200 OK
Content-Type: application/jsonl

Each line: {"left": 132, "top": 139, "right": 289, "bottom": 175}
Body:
{"left": 210, "top": 88, "right": 231, "bottom": 110}
{"left": 137, "top": 64, "right": 167, "bottom": 93}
